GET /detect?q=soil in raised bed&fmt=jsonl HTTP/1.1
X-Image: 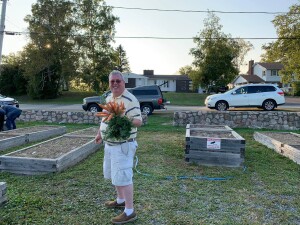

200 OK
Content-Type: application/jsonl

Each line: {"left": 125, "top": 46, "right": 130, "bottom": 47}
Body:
{"left": 0, "top": 134, "right": 21, "bottom": 140}
{"left": 190, "top": 130, "right": 235, "bottom": 138}
{"left": 3, "top": 126, "right": 60, "bottom": 134}
{"left": 10, "top": 137, "right": 94, "bottom": 159}
{"left": 261, "top": 132, "right": 300, "bottom": 145}
{"left": 68, "top": 127, "right": 98, "bottom": 137}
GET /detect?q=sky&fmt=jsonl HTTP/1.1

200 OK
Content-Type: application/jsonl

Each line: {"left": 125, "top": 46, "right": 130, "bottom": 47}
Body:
{"left": 2, "top": 0, "right": 299, "bottom": 75}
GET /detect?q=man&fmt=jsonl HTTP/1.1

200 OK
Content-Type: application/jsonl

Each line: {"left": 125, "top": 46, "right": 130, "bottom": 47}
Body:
{"left": 95, "top": 70, "right": 142, "bottom": 224}
{"left": 1, "top": 105, "right": 22, "bottom": 130}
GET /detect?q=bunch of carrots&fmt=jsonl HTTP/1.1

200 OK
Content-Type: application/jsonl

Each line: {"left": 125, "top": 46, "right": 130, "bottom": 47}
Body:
{"left": 95, "top": 101, "right": 126, "bottom": 122}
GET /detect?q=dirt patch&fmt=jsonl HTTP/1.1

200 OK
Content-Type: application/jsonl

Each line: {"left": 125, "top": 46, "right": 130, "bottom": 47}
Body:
{"left": 68, "top": 127, "right": 98, "bottom": 137}
{"left": 0, "top": 134, "right": 20, "bottom": 140}
{"left": 3, "top": 126, "right": 59, "bottom": 134}
{"left": 190, "top": 130, "right": 235, "bottom": 138}
{"left": 261, "top": 132, "right": 300, "bottom": 145}
{"left": 10, "top": 136, "right": 94, "bottom": 159}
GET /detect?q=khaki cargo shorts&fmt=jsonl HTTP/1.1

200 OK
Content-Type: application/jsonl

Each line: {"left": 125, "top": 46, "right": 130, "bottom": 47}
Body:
{"left": 103, "top": 141, "right": 138, "bottom": 186}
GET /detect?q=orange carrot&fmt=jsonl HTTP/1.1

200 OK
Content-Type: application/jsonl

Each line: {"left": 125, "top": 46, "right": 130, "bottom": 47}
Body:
{"left": 98, "top": 104, "right": 109, "bottom": 111}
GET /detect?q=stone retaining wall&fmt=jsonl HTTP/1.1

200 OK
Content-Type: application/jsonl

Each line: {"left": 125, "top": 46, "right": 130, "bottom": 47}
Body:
{"left": 173, "top": 111, "right": 300, "bottom": 130}
{"left": 18, "top": 110, "right": 148, "bottom": 125}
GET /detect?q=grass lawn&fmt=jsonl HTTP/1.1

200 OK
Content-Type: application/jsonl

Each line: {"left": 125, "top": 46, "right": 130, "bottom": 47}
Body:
{"left": 0, "top": 114, "right": 300, "bottom": 224}
{"left": 12, "top": 91, "right": 209, "bottom": 106}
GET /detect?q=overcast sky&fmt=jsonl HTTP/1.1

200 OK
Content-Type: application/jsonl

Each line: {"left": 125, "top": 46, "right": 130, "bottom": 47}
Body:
{"left": 2, "top": 0, "right": 299, "bottom": 74}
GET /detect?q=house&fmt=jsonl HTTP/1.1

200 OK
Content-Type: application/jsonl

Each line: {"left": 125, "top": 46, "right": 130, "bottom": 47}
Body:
{"left": 123, "top": 70, "right": 194, "bottom": 92}
{"left": 231, "top": 60, "right": 283, "bottom": 87}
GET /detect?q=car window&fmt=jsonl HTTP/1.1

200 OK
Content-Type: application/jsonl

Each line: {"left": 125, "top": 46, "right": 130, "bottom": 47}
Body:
{"left": 132, "top": 90, "right": 158, "bottom": 95}
{"left": 248, "top": 86, "right": 261, "bottom": 93}
{"left": 234, "top": 87, "right": 248, "bottom": 94}
{"left": 261, "top": 86, "right": 276, "bottom": 92}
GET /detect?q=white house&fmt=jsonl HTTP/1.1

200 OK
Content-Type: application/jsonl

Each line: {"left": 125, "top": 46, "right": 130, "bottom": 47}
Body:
{"left": 232, "top": 60, "right": 284, "bottom": 87}
{"left": 122, "top": 70, "right": 194, "bottom": 92}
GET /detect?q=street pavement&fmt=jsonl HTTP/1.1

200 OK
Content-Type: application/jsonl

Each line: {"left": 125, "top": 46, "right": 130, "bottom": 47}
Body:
{"left": 19, "top": 97, "right": 300, "bottom": 113}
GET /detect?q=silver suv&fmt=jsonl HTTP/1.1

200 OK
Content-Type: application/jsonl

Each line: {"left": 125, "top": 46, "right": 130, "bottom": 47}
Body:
{"left": 205, "top": 84, "right": 285, "bottom": 111}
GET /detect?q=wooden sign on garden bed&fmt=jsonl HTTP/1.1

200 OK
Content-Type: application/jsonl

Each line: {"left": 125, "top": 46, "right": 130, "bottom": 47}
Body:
{"left": 0, "top": 182, "right": 7, "bottom": 206}
{"left": 254, "top": 132, "right": 300, "bottom": 165}
{"left": 0, "top": 126, "right": 67, "bottom": 151}
{"left": 0, "top": 133, "right": 100, "bottom": 175}
{"left": 185, "top": 124, "right": 245, "bottom": 167}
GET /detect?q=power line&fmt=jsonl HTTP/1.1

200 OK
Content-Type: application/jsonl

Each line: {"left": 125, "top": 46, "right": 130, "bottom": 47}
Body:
{"left": 110, "top": 6, "right": 292, "bottom": 15}
{"left": 4, "top": 31, "right": 300, "bottom": 40}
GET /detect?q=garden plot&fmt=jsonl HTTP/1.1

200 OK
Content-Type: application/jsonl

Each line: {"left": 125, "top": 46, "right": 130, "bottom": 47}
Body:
{"left": 254, "top": 132, "right": 300, "bottom": 165}
{"left": 64, "top": 126, "right": 98, "bottom": 137}
{"left": 186, "top": 124, "right": 233, "bottom": 131}
{"left": 0, "top": 131, "right": 100, "bottom": 175}
{"left": 0, "top": 126, "right": 67, "bottom": 151}
{"left": 185, "top": 124, "right": 245, "bottom": 167}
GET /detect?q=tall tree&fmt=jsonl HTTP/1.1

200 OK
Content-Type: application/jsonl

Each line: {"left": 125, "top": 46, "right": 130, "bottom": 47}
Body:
{"left": 0, "top": 53, "right": 27, "bottom": 95}
{"left": 113, "top": 45, "right": 130, "bottom": 72}
{"left": 190, "top": 13, "right": 252, "bottom": 89}
{"left": 73, "top": 0, "right": 119, "bottom": 93}
{"left": 261, "top": 3, "right": 300, "bottom": 84}
{"left": 24, "top": 0, "right": 76, "bottom": 98}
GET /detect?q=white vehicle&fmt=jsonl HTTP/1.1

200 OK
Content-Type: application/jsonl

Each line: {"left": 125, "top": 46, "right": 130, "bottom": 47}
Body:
{"left": 205, "top": 84, "right": 285, "bottom": 111}
{"left": 0, "top": 94, "right": 19, "bottom": 108}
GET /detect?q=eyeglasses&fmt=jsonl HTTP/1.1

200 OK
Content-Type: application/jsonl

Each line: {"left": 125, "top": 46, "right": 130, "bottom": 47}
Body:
{"left": 110, "top": 79, "right": 122, "bottom": 84}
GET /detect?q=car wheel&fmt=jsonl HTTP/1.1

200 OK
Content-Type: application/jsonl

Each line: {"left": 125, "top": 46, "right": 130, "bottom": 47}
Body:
{"left": 262, "top": 99, "right": 276, "bottom": 111}
{"left": 88, "top": 103, "right": 101, "bottom": 112}
{"left": 215, "top": 101, "right": 228, "bottom": 111}
{"left": 141, "top": 104, "right": 153, "bottom": 115}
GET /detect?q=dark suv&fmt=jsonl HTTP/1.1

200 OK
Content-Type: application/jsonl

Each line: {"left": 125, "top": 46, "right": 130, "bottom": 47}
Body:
{"left": 82, "top": 85, "right": 167, "bottom": 115}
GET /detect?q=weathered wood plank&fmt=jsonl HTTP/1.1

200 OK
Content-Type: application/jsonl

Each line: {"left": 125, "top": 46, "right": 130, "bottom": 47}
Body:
{"left": 56, "top": 140, "right": 99, "bottom": 172}
{"left": 254, "top": 132, "right": 300, "bottom": 165}
{"left": 186, "top": 151, "right": 244, "bottom": 167}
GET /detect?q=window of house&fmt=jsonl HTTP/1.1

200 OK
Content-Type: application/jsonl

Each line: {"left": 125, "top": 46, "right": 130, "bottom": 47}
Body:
{"left": 271, "top": 70, "right": 278, "bottom": 76}
{"left": 164, "top": 80, "right": 169, "bottom": 88}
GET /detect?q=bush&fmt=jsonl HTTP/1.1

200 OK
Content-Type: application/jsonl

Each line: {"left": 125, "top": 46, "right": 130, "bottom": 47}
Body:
{"left": 0, "top": 64, "right": 27, "bottom": 95}
{"left": 291, "top": 81, "right": 300, "bottom": 96}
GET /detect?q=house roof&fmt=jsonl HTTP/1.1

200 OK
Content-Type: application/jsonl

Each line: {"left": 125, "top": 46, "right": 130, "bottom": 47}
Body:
{"left": 240, "top": 74, "right": 265, "bottom": 83}
{"left": 256, "top": 62, "right": 284, "bottom": 70}
{"left": 143, "top": 74, "right": 191, "bottom": 80}
{"left": 232, "top": 74, "right": 265, "bottom": 84}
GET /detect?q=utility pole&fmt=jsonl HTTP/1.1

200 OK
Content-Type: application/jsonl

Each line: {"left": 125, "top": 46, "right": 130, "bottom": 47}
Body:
{"left": 0, "top": 0, "right": 8, "bottom": 67}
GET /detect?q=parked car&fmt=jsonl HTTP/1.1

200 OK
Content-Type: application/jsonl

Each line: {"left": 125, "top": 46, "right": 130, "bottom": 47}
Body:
{"left": 0, "top": 94, "right": 19, "bottom": 108}
{"left": 82, "top": 85, "right": 168, "bottom": 115}
{"left": 205, "top": 84, "right": 285, "bottom": 111}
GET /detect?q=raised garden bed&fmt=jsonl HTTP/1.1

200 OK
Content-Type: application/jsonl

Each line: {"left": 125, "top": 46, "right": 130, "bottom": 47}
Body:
{"left": 254, "top": 132, "right": 300, "bottom": 165}
{"left": 0, "top": 133, "right": 100, "bottom": 175}
{"left": 65, "top": 127, "right": 98, "bottom": 137}
{"left": 0, "top": 126, "right": 67, "bottom": 152}
{"left": 0, "top": 182, "right": 7, "bottom": 206}
{"left": 186, "top": 124, "right": 232, "bottom": 131}
{"left": 185, "top": 124, "right": 245, "bottom": 167}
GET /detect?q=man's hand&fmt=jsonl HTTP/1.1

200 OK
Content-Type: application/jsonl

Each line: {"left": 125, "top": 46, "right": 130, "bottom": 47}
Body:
{"left": 95, "top": 133, "right": 102, "bottom": 144}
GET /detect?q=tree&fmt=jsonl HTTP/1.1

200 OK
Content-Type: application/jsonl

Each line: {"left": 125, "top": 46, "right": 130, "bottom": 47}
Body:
{"left": 178, "top": 65, "right": 193, "bottom": 75}
{"left": 24, "top": 0, "right": 76, "bottom": 98}
{"left": 190, "top": 13, "right": 252, "bottom": 89}
{"left": 113, "top": 45, "right": 130, "bottom": 72}
{"left": 72, "top": 0, "right": 119, "bottom": 93}
{"left": 0, "top": 53, "right": 28, "bottom": 95}
{"left": 261, "top": 3, "right": 300, "bottom": 84}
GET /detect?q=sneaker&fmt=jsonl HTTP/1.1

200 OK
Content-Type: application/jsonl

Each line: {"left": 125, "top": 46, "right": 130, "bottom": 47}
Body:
{"left": 104, "top": 200, "right": 125, "bottom": 208}
{"left": 111, "top": 211, "right": 137, "bottom": 224}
